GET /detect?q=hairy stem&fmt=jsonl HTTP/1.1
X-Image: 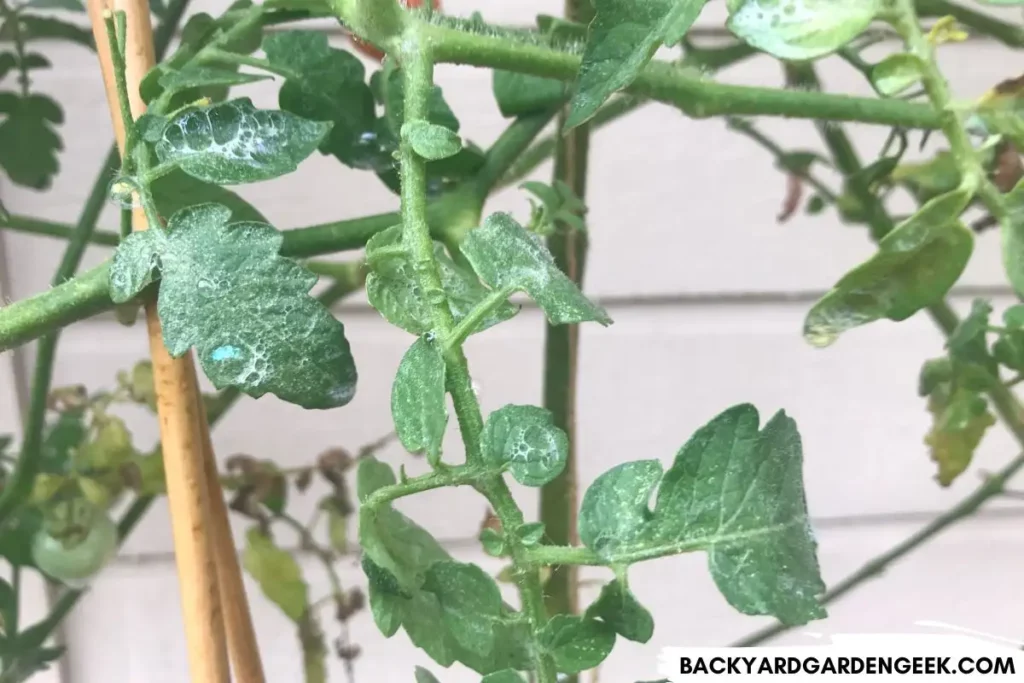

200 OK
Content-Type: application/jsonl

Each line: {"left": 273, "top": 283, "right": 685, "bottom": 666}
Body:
{"left": 392, "top": 29, "right": 558, "bottom": 682}
{"left": 422, "top": 18, "right": 942, "bottom": 129}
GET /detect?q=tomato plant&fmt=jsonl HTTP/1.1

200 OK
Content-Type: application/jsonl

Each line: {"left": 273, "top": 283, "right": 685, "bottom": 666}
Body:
{"left": 0, "top": 0, "right": 1021, "bottom": 681}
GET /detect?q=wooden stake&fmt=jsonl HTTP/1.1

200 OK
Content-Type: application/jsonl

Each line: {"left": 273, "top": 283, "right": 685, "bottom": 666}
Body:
{"left": 197, "top": 389, "right": 267, "bottom": 683}
{"left": 85, "top": 2, "right": 239, "bottom": 681}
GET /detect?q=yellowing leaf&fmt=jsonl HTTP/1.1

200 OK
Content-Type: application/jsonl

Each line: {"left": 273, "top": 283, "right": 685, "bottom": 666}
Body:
{"left": 242, "top": 527, "right": 309, "bottom": 622}
{"left": 925, "top": 388, "right": 995, "bottom": 486}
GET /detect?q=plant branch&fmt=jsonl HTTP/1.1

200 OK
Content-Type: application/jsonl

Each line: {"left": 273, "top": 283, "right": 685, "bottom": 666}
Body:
{"left": 891, "top": 1, "right": 1011, "bottom": 229}
{"left": 387, "top": 27, "right": 558, "bottom": 682}
{"left": 733, "top": 451, "right": 1024, "bottom": 647}
{"left": 473, "top": 109, "right": 560, "bottom": 196}
{"left": 421, "top": 18, "right": 943, "bottom": 129}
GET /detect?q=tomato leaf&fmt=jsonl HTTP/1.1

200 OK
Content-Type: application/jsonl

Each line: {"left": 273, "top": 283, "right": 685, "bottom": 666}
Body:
{"left": 391, "top": 337, "right": 448, "bottom": 465}
{"left": 584, "top": 578, "right": 654, "bottom": 643}
{"left": 262, "top": 30, "right": 377, "bottom": 167}
{"left": 1001, "top": 179, "right": 1024, "bottom": 299}
{"left": 727, "top": 0, "right": 882, "bottom": 61}
{"left": 423, "top": 561, "right": 504, "bottom": 656}
{"left": 926, "top": 385, "right": 995, "bottom": 486}
{"left": 365, "top": 225, "right": 518, "bottom": 336}
{"left": 154, "top": 98, "right": 331, "bottom": 184}
{"left": 566, "top": 0, "right": 710, "bottom": 129}
{"left": 579, "top": 404, "right": 826, "bottom": 626}
{"left": 492, "top": 70, "right": 567, "bottom": 118}
{"left": 537, "top": 615, "right": 615, "bottom": 674}
{"left": 805, "top": 188, "right": 974, "bottom": 347}
{"left": 462, "top": 213, "right": 612, "bottom": 326}
{"left": 403, "top": 120, "right": 463, "bottom": 160}
{"left": 481, "top": 404, "right": 568, "bottom": 487}
{"left": 0, "top": 92, "right": 63, "bottom": 190}
{"left": 242, "top": 527, "right": 309, "bottom": 622}
{"left": 109, "top": 203, "right": 357, "bottom": 409}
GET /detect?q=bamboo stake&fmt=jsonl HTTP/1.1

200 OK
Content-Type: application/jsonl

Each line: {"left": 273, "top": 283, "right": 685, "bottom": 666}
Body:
{"left": 85, "top": 2, "right": 231, "bottom": 681}
{"left": 197, "top": 386, "right": 267, "bottom": 683}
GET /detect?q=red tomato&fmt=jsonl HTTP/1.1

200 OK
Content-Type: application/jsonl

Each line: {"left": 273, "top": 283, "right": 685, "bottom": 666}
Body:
{"left": 348, "top": 0, "right": 442, "bottom": 61}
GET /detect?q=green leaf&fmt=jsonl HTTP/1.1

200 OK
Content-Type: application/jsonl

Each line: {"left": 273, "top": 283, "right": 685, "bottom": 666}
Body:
{"left": 727, "top": 0, "right": 882, "bottom": 61}
{"left": 919, "top": 357, "right": 954, "bottom": 397}
{"left": 262, "top": 31, "right": 377, "bottom": 167}
{"left": 150, "top": 169, "right": 268, "bottom": 224}
{"left": 946, "top": 299, "right": 994, "bottom": 369}
{"left": 804, "top": 188, "right": 974, "bottom": 347}
{"left": 566, "top": 0, "right": 709, "bottom": 129}
{"left": 154, "top": 98, "right": 331, "bottom": 184}
{"left": 40, "top": 409, "right": 86, "bottom": 475}
{"left": 403, "top": 120, "right": 463, "bottom": 161}
{"left": 357, "top": 457, "right": 450, "bottom": 592}
{"left": 584, "top": 578, "right": 654, "bottom": 643}
{"left": 5, "top": 15, "right": 94, "bottom": 49}
{"left": 994, "top": 331, "right": 1024, "bottom": 371}
{"left": 481, "top": 672, "right": 525, "bottom": 683}
{"left": 242, "top": 527, "right": 309, "bottom": 622}
{"left": 391, "top": 337, "right": 448, "bottom": 465}
{"left": 479, "top": 528, "right": 505, "bottom": 556}
{"left": 423, "top": 561, "right": 503, "bottom": 657}
{"left": 925, "top": 385, "right": 995, "bottom": 486}
{"left": 537, "top": 615, "right": 615, "bottom": 674}
{"left": 366, "top": 225, "right": 518, "bottom": 336}
{"left": 493, "top": 70, "right": 567, "bottom": 118}
{"left": 515, "top": 522, "right": 545, "bottom": 546}
{"left": 109, "top": 203, "right": 357, "bottom": 409}
{"left": 481, "top": 404, "right": 568, "bottom": 487}
{"left": 579, "top": 404, "right": 826, "bottom": 625}
{"left": 358, "top": 460, "right": 530, "bottom": 674}
{"left": 871, "top": 53, "right": 924, "bottom": 97}
{"left": 1001, "top": 179, "right": 1024, "bottom": 299}
{"left": 462, "top": 213, "right": 612, "bottom": 326}
{"left": 158, "top": 66, "right": 270, "bottom": 97}
{"left": 0, "top": 509, "right": 43, "bottom": 568}
{"left": 0, "top": 92, "right": 62, "bottom": 190}
{"left": 415, "top": 667, "right": 441, "bottom": 683}
{"left": 1004, "top": 304, "right": 1024, "bottom": 328}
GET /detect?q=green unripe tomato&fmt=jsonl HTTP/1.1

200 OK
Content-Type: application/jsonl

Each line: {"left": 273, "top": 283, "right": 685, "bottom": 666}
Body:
{"left": 32, "top": 509, "right": 118, "bottom": 587}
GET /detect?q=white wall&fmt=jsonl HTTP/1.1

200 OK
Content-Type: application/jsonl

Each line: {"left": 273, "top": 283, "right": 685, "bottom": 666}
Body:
{"left": 1, "top": 1, "right": 1023, "bottom": 681}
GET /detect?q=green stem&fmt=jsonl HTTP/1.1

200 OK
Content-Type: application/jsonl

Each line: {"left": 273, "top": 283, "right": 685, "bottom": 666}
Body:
{"left": 199, "top": 48, "right": 295, "bottom": 78}
{"left": 473, "top": 109, "right": 559, "bottom": 196}
{"left": 395, "top": 30, "right": 557, "bottom": 682}
{"left": 891, "top": 1, "right": 1009, "bottom": 221}
{"left": 916, "top": 0, "right": 1024, "bottom": 48}
{"left": 734, "top": 450, "right": 1024, "bottom": 647}
{"left": 540, "top": 0, "right": 594, "bottom": 623}
{"left": 103, "top": 10, "right": 136, "bottom": 162}
{"left": 422, "top": 19, "right": 943, "bottom": 129}
{"left": 446, "top": 285, "right": 517, "bottom": 350}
